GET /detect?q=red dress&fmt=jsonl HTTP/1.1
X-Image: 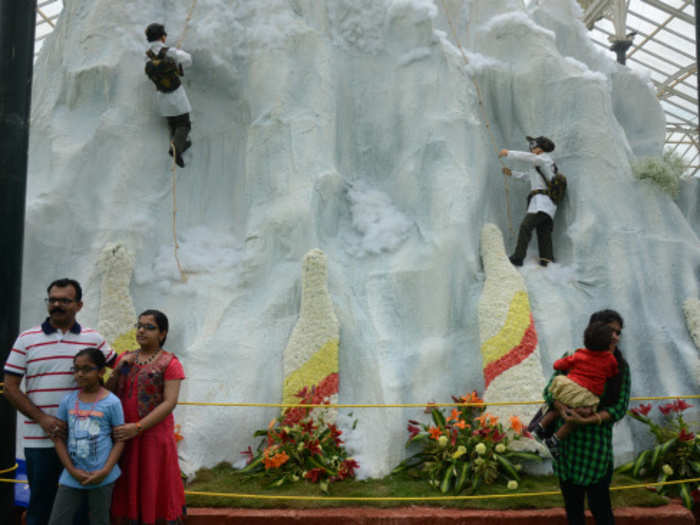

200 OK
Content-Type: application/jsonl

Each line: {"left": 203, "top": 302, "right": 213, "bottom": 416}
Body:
{"left": 111, "top": 351, "right": 186, "bottom": 525}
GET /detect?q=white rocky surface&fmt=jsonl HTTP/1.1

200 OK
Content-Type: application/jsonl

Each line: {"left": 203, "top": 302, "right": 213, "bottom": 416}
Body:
{"left": 22, "top": 0, "right": 699, "bottom": 476}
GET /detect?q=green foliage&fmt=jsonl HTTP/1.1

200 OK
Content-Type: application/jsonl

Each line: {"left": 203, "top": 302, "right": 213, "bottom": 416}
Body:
{"left": 631, "top": 151, "right": 687, "bottom": 198}
{"left": 392, "top": 391, "right": 541, "bottom": 494}
{"left": 621, "top": 399, "right": 700, "bottom": 509}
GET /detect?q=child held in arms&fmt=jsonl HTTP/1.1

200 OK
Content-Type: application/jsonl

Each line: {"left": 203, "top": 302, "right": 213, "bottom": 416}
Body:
{"left": 534, "top": 321, "right": 618, "bottom": 459}
{"left": 144, "top": 23, "right": 193, "bottom": 168}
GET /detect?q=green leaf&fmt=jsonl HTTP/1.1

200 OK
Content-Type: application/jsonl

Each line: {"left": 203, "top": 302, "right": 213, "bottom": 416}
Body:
{"left": 689, "top": 460, "right": 700, "bottom": 475}
{"left": 239, "top": 455, "right": 264, "bottom": 474}
{"left": 253, "top": 430, "right": 269, "bottom": 437}
{"left": 471, "top": 473, "right": 482, "bottom": 493}
{"left": 679, "top": 483, "right": 693, "bottom": 510}
{"left": 632, "top": 449, "right": 650, "bottom": 478}
{"left": 440, "top": 466, "right": 454, "bottom": 493}
{"left": 615, "top": 461, "right": 635, "bottom": 474}
{"left": 504, "top": 451, "right": 542, "bottom": 462}
{"left": 454, "top": 462, "right": 470, "bottom": 494}
{"left": 308, "top": 455, "right": 337, "bottom": 476}
{"left": 432, "top": 408, "right": 446, "bottom": 429}
{"left": 659, "top": 437, "right": 677, "bottom": 457}
{"left": 494, "top": 453, "right": 520, "bottom": 482}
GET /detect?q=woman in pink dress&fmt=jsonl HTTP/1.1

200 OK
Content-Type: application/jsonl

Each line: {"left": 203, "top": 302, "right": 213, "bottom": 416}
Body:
{"left": 107, "top": 309, "right": 186, "bottom": 524}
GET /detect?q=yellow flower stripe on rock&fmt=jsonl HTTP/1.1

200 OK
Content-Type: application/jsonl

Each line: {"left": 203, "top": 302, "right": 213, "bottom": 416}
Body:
{"left": 112, "top": 329, "right": 137, "bottom": 354}
{"left": 283, "top": 339, "right": 339, "bottom": 404}
{"left": 480, "top": 291, "right": 530, "bottom": 367}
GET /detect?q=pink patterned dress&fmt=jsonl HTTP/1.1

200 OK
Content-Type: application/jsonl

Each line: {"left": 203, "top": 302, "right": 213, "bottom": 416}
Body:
{"left": 110, "top": 350, "right": 186, "bottom": 525}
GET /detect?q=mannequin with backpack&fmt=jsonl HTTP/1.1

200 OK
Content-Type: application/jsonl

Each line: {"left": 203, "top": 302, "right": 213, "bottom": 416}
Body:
{"left": 498, "top": 136, "right": 567, "bottom": 267}
{"left": 145, "top": 23, "right": 193, "bottom": 168}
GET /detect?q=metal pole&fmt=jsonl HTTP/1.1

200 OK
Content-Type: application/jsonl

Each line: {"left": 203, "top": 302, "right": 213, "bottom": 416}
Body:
{"left": 696, "top": 0, "right": 699, "bottom": 134}
{"left": 0, "top": 0, "right": 36, "bottom": 515}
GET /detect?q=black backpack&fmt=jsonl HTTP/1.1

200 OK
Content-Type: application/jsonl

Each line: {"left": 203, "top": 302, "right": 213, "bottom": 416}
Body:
{"left": 528, "top": 163, "right": 567, "bottom": 205}
{"left": 145, "top": 47, "right": 182, "bottom": 93}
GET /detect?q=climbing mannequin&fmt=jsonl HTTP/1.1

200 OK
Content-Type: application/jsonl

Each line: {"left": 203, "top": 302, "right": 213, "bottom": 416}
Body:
{"left": 144, "top": 23, "right": 193, "bottom": 168}
{"left": 499, "top": 136, "right": 561, "bottom": 267}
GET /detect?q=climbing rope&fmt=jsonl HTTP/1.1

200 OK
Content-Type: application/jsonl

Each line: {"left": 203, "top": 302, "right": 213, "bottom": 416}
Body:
{"left": 438, "top": 0, "right": 514, "bottom": 235}
{"left": 167, "top": 0, "right": 197, "bottom": 283}
{"left": 176, "top": 0, "right": 199, "bottom": 50}
{"left": 170, "top": 144, "right": 188, "bottom": 283}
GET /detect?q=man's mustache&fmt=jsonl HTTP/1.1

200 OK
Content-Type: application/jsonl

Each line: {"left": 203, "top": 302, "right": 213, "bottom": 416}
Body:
{"left": 50, "top": 308, "right": 65, "bottom": 315}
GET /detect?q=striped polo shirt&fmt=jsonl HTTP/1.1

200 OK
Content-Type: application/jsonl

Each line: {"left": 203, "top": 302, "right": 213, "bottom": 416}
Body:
{"left": 4, "top": 319, "right": 115, "bottom": 448}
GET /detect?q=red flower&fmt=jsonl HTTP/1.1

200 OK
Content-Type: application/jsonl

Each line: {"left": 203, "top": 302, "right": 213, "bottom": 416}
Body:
{"left": 408, "top": 419, "right": 420, "bottom": 425}
{"left": 337, "top": 458, "right": 359, "bottom": 480}
{"left": 306, "top": 439, "right": 322, "bottom": 456}
{"left": 673, "top": 399, "right": 693, "bottom": 412}
{"left": 631, "top": 404, "right": 652, "bottom": 417}
{"left": 327, "top": 423, "right": 344, "bottom": 446}
{"left": 659, "top": 403, "right": 674, "bottom": 415}
{"left": 301, "top": 419, "right": 316, "bottom": 435}
{"left": 407, "top": 424, "right": 420, "bottom": 439}
{"left": 304, "top": 468, "right": 323, "bottom": 483}
{"left": 240, "top": 446, "right": 254, "bottom": 465}
{"left": 282, "top": 407, "right": 308, "bottom": 426}
{"left": 678, "top": 428, "right": 695, "bottom": 442}
{"left": 491, "top": 429, "right": 506, "bottom": 443}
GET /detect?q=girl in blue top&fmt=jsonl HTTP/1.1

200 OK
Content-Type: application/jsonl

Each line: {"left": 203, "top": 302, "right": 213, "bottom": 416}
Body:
{"left": 48, "top": 348, "right": 125, "bottom": 525}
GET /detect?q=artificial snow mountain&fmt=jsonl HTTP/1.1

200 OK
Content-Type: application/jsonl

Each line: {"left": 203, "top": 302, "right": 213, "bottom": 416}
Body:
{"left": 23, "top": 0, "right": 699, "bottom": 477}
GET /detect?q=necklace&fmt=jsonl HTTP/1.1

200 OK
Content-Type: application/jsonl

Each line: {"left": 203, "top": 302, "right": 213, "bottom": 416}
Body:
{"left": 135, "top": 349, "right": 161, "bottom": 366}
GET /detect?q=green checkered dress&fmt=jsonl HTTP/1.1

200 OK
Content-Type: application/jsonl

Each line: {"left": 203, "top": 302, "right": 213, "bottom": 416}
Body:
{"left": 543, "top": 354, "right": 631, "bottom": 486}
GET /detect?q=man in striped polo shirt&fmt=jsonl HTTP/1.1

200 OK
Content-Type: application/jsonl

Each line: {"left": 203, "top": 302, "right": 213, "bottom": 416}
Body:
{"left": 3, "top": 278, "right": 115, "bottom": 525}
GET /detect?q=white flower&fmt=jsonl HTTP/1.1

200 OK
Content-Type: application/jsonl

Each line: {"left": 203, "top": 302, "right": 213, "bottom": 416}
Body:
{"left": 662, "top": 464, "right": 674, "bottom": 476}
{"left": 297, "top": 442, "right": 305, "bottom": 452}
{"left": 474, "top": 457, "right": 484, "bottom": 465}
{"left": 475, "top": 443, "right": 487, "bottom": 455}
{"left": 515, "top": 464, "right": 522, "bottom": 471}
{"left": 507, "top": 480, "right": 518, "bottom": 490}
{"left": 438, "top": 435, "right": 448, "bottom": 448}
{"left": 495, "top": 443, "right": 506, "bottom": 454}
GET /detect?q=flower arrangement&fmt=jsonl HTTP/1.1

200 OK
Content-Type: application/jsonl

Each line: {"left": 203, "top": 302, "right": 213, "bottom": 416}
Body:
{"left": 239, "top": 383, "right": 358, "bottom": 493}
{"left": 631, "top": 151, "right": 687, "bottom": 198}
{"left": 393, "top": 391, "right": 541, "bottom": 494}
{"left": 619, "top": 399, "right": 700, "bottom": 509}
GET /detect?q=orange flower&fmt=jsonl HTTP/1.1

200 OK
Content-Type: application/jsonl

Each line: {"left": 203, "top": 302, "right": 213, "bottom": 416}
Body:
{"left": 509, "top": 415, "right": 524, "bottom": 434}
{"left": 449, "top": 408, "right": 460, "bottom": 422}
{"left": 268, "top": 418, "right": 277, "bottom": 430}
{"left": 428, "top": 426, "right": 443, "bottom": 440}
{"left": 173, "top": 424, "right": 184, "bottom": 443}
{"left": 475, "top": 412, "right": 498, "bottom": 427}
{"left": 462, "top": 391, "right": 484, "bottom": 406}
{"left": 263, "top": 447, "right": 290, "bottom": 470}
{"left": 453, "top": 419, "right": 467, "bottom": 429}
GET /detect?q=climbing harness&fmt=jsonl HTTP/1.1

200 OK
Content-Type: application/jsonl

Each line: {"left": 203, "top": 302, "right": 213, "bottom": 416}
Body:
{"left": 438, "top": 0, "right": 514, "bottom": 235}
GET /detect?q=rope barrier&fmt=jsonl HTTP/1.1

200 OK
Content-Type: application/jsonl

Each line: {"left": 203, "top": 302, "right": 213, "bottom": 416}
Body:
{"left": 177, "top": 394, "right": 700, "bottom": 409}
{"left": 0, "top": 463, "right": 17, "bottom": 475}
{"left": 438, "top": 0, "right": 514, "bottom": 235}
{"left": 1, "top": 477, "right": 698, "bottom": 501}
{"left": 176, "top": 0, "right": 199, "bottom": 50}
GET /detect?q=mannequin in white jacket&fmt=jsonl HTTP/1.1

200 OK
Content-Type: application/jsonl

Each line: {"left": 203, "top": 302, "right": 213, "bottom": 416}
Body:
{"left": 145, "top": 23, "right": 193, "bottom": 168}
{"left": 498, "top": 136, "right": 558, "bottom": 267}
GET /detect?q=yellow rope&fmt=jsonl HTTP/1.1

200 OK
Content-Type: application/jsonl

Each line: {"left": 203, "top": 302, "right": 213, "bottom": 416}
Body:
{"left": 438, "top": 0, "right": 514, "bottom": 235}
{"left": 2, "top": 477, "right": 699, "bottom": 501}
{"left": 177, "top": 394, "right": 700, "bottom": 409}
{"left": 0, "top": 463, "right": 17, "bottom": 475}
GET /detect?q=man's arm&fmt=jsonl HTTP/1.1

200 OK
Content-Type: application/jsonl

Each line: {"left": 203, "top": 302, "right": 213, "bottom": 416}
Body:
{"left": 169, "top": 48, "right": 192, "bottom": 68}
{"left": 3, "top": 373, "right": 67, "bottom": 438}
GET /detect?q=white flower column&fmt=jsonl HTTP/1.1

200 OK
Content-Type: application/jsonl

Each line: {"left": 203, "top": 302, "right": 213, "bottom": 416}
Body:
{"left": 478, "top": 224, "right": 546, "bottom": 446}
{"left": 682, "top": 298, "right": 700, "bottom": 382}
{"left": 97, "top": 243, "right": 137, "bottom": 353}
{"left": 283, "top": 249, "right": 339, "bottom": 419}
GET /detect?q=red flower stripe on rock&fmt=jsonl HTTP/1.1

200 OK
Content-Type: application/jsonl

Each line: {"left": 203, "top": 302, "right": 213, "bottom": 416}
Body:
{"left": 483, "top": 314, "right": 538, "bottom": 388}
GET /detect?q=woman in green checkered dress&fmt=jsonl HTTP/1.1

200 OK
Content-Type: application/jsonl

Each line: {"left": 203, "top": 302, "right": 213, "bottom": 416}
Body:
{"left": 543, "top": 309, "right": 630, "bottom": 525}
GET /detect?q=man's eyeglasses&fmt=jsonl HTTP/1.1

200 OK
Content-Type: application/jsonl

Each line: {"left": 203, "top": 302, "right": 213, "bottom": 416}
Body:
{"left": 45, "top": 297, "right": 76, "bottom": 305}
{"left": 71, "top": 366, "right": 98, "bottom": 374}
{"left": 135, "top": 323, "right": 158, "bottom": 331}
